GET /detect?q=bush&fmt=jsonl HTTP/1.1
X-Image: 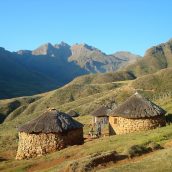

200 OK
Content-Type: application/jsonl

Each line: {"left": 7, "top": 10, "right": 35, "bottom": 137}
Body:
{"left": 146, "top": 141, "right": 163, "bottom": 151}
{"left": 125, "top": 145, "right": 151, "bottom": 158}
{"left": 165, "top": 114, "right": 172, "bottom": 124}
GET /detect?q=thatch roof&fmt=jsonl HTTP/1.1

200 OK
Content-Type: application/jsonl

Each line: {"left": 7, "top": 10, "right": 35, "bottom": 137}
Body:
{"left": 90, "top": 105, "right": 110, "bottom": 117}
{"left": 109, "top": 93, "right": 166, "bottom": 118}
{"left": 18, "top": 109, "right": 83, "bottom": 134}
{"left": 67, "top": 110, "right": 79, "bottom": 117}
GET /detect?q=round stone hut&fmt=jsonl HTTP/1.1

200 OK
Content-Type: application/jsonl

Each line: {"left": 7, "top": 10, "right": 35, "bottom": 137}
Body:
{"left": 16, "top": 108, "right": 84, "bottom": 160}
{"left": 109, "top": 93, "right": 166, "bottom": 135}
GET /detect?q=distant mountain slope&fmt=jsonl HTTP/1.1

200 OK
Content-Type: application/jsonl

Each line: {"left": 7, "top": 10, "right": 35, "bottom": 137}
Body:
{"left": 0, "top": 43, "right": 88, "bottom": 99}
{"left": 0, "top": 48, "right": 59, "bottom": 99}
{"left": 69, "top": 44, "right": 139, "bottom": 73}
{"left": 126, "top": 39, "right": 172, "bottom": 76}
{"left": 0, "top": 70, "right": 136, "bottom": 123}
{"left": 0, "top": 42, "right": 139, "bottom": 99}
{"left": 113, "top": 51, "right": 141, "bottom": 65}
{"left": 70, "top": 71, "right": 136, "bottom": 85}
{"left": 1, "top": 38, "right": 172, "bottom": 99}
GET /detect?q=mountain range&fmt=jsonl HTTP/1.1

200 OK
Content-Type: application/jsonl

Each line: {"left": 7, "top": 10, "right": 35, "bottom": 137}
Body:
{"left": 1, "top": 38, "right": 172, "bottom": 99}
{"left": 0, "top": 42, "right": 139, "bottom": 99}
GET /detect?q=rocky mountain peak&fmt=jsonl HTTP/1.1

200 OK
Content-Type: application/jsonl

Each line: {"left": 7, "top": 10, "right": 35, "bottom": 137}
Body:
{"left": 0, "top": 47, "right": 6, "bottom": 53}
{"left": 54, "top": 41, "right": 70, "bottom": 49}
{"left": 17, "top": 50, "right": 32, "bottom": 55}
{"left": 32, "top": 43, "right": 55, "bottom": 56}
{"left": 81, "top": 43, "right": 95, "bottom": 50}
{"left": 70, "top": 43, "right": 104, "bottom": 57}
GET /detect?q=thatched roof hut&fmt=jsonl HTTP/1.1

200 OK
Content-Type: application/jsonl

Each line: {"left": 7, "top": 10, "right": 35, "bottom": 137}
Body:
{"left": 90, "top": 105, "right": 110, "bottom": 125}
{"left": 67, "top": 110, "right": 79, "bottom": 117}
{"left": 16, "top": 108, "right": 84, "bottom": 160}
{"left": 90, "top": 105, "right": 110, "bottom": 117}
{"left": 109, "top": 93, "right": 166, "bottom": 135}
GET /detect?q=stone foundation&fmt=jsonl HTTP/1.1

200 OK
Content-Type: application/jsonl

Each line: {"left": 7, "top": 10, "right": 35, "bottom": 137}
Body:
{"left": 109, "top": 116, "right": 166, "bottom": 135}
{"left": 16, "top": 128, "right": 83, "bottom": 160}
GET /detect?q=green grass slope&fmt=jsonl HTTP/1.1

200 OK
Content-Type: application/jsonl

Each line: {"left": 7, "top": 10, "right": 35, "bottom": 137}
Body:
{"left": 0, "top": 70, "right": 134, "bottom": 124}
{"left": 0, "top": 68, "right": 172, "bottom": 125}
{"left": 131, "top": 68, "right": 172, "bottom": 98}
{"left": 102, "top": 147, "right": 172, "bottom": 172}
{"left": 70, "top": 71, "right": 136, "bottom": 85}
{"left": 1, "top": 120, "right": 172, "bottom": 171}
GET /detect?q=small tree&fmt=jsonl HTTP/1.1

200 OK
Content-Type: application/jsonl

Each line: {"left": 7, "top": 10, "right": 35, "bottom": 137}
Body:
{"left": 69, "top": 93, "right": 75, "bottom": 102}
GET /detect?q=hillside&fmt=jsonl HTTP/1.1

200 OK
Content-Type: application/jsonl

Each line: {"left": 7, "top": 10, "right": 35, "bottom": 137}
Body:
{"left": 0, "top": 68, "right": 172, "bottom": 125}
{"left": 0, "top": 48, "right": 59, "bottom": 99}
{"left": 126, "top": 39, "right": 172, "bottom": 76}
{"left": 70, "top": 71, "right": 136, "bottom": 85}
{"left": 0, "top": 43, "right": 139, "bottom": 99}
{"left": 0, "top": 70, "right": 135, "bottom": 123}
{"left": 113, "top": 51, "right": 141, "bottom": 65}
{"left": 132, "top": 68, "right": 172, "bottom": 94}
{"left": 0, "top": 68, "right": 172, "bottom": 171}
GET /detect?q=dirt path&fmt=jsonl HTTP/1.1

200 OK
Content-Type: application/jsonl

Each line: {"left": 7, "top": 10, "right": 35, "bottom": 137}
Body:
{"left": 163, "top": 139, "right": 172, "bottom": 148}
{"left": 27, "top": 157, "right": 67, "bottom": 172}
{"left": 0, "top": 150, "right": 16, "bottom": 160}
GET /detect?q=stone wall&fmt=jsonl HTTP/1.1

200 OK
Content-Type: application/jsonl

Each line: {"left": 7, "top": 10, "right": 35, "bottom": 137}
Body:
{"left": 16, "top": 128, "right": 83, "bottom": 160}
{"left": 109, "top": 115, "right": 166, "bottom": 135}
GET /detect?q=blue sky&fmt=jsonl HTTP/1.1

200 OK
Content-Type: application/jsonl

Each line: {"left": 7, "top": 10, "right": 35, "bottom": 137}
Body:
{"left": 0, "top": 0, "right": 172, "bottom": 56}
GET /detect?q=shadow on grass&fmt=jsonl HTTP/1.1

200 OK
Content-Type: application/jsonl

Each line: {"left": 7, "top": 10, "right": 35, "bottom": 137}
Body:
{"left": 0, "top": 113, "right": 6, "bottom": 124}
{"left": 166, "top": 114, "right": 172, "bottom": 124}
{"left": 116, "top": 154, "right": 128, "bottom": 161}
{"left": 0, "top": 157, "right": 7, "bottom": 162}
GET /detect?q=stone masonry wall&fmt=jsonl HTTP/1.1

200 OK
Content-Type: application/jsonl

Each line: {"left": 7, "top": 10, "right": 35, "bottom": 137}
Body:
{"left": 109, "top": 115, "right": 166, "bottom": 135}
{"left": 16, "top": 128, "right": 83, "bottom": 160}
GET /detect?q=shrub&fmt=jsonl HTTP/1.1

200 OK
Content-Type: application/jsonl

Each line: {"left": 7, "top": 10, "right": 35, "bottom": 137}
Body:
{"left": 146, "top": 141, "right": 163, "bottom": 151}
{"left": 125, "top": 145, "right": 151, "bottom": 158}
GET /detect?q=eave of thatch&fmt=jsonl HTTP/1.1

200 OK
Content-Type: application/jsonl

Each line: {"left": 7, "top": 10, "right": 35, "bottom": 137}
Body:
{"left": 109, "top": 93, "right": 166, "bottom": 119}
{"left": 18, "top": 109, "right": 83, "bottom": 134}
{"left": 67, "top": 110, "right": 79, "bottom": 117}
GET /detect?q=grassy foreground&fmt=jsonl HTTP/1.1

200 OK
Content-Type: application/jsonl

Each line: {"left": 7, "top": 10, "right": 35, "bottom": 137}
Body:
{"left": 100, "top": 148, "right": 172, "bottom": 172}
{"left": 0, "top": 111, "right": 172, "bottom": 172}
